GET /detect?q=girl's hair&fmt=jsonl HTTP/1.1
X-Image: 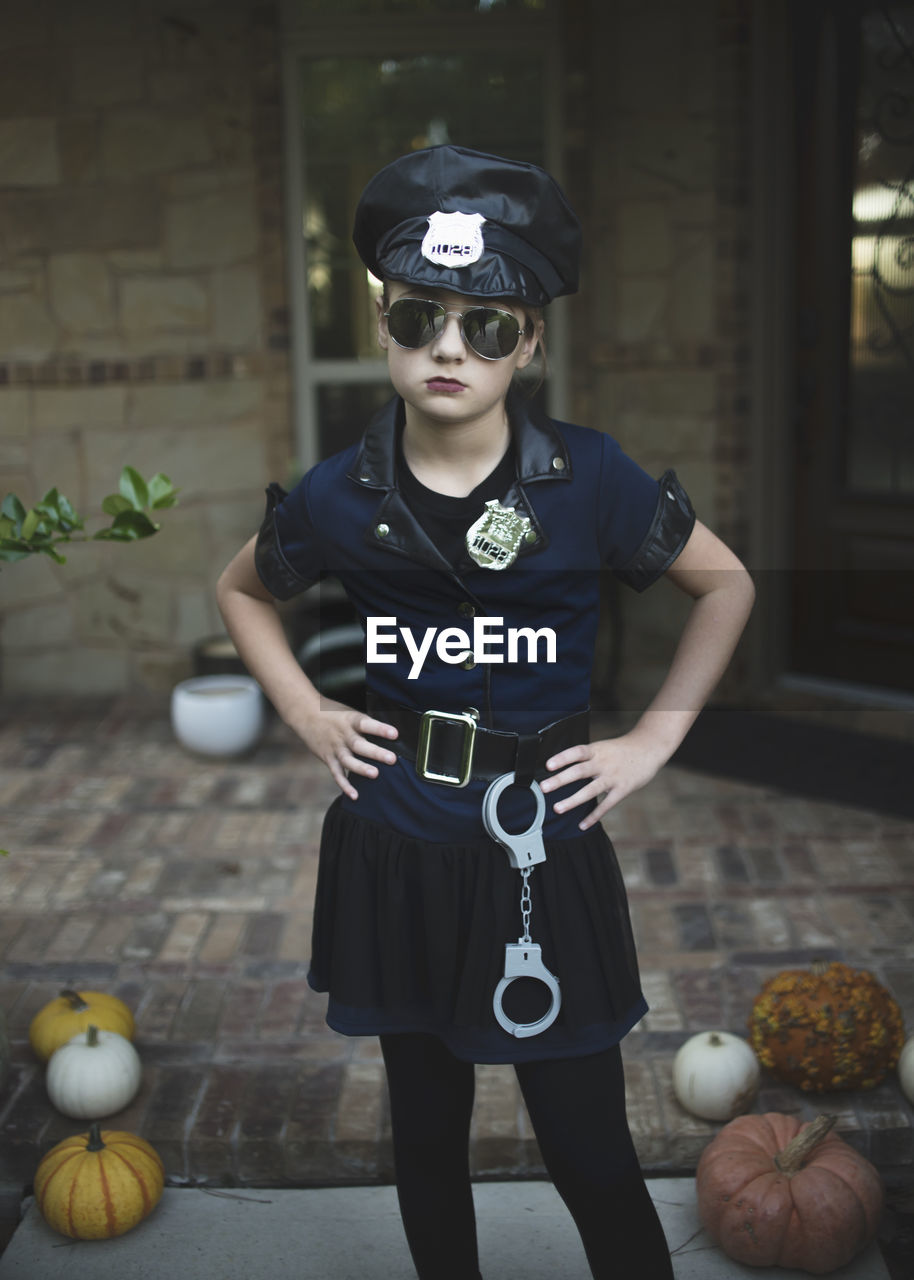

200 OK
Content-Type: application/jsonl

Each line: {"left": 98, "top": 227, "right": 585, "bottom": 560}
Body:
{"left": 521, "top": 306, "right": 547, "bottom": 398}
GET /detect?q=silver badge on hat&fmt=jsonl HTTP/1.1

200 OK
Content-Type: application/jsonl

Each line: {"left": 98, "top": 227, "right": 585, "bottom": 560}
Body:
{"left": 421, "top": 211, "right": 485, "bottom": 267}
{"left": 466, "top": 500, "right": 531, "bottom": 570}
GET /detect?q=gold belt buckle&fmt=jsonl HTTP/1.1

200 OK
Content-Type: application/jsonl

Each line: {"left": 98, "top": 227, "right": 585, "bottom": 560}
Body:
{"left": 416, "top": 710, "right": 477, "bottom": 787}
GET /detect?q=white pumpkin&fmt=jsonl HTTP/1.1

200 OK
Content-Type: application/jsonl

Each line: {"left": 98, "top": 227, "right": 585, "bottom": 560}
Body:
{"left": 899, "top": 1037, "right": 914, "bottom": 1106}
{"left": 672, "top": 1030, "right": 760, "bottom": 1121}
{"left": 46, "top": 1025, "right": 142, "bottom": 1119}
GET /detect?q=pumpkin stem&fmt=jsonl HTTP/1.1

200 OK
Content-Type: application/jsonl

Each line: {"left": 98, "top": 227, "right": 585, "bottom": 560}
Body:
{"left": 85, "top": 1024, "right": 99, "bottom": 1047}
{"left": 810, "top": 960, "right": 830, "bottom": 978}
{"left": 61, "top": 989, "right": 90, "bottom": 1012}
{"left": 774, "top": 1114, "right": 838, "bottom": 1175}
{"left": 86, "top": 1122, "right": 106, "bottom": 1153}
{"left": 708, "top": 1033, "right": 723, "bottom": 1047}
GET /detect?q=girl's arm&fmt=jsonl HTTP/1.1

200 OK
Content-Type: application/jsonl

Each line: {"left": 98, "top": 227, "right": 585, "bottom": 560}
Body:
{"left": 216, "top": 537, "right": 398, "bottom": 800}
{"left": 540, "top": 520, "right": 756, "bottom": 829}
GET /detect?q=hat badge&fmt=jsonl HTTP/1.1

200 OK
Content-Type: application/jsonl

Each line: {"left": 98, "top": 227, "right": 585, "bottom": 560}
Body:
{"left": 421, "top": 211, "right": 485, "bottom": 268}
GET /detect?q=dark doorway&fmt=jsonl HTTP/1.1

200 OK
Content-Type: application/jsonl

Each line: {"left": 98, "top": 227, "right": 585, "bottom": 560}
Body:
{"left": 791, "top": 1, "right": 914, "bottom": 692}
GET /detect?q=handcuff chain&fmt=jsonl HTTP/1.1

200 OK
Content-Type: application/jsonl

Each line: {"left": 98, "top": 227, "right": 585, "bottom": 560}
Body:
{"left": 520, "top": 867, "right": 533, "bottom": 943}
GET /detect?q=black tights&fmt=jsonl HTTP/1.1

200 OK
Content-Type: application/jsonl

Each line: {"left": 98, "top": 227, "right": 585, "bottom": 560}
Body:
{"left": 380, "top": 1033, "right": 673, "bottom": 1280}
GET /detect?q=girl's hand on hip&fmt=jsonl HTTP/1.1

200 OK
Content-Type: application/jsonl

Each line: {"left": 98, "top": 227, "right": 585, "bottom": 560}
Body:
{"left": 296, "top": 699, "right": 398, "bottom": 801}
{"left": 540, "top": 733, "right": 665, "bottom": 829}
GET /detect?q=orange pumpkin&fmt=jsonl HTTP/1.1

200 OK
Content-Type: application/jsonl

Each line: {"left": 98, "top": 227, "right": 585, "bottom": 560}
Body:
{"left": 748, "top": 961, "right": 904, "bottom": 1091}
{"left": 696, "top": 1112, "right": 883, "bottom": 1275}
{"left": 34, "top": 1122, "right": 164, "bottom": 1239}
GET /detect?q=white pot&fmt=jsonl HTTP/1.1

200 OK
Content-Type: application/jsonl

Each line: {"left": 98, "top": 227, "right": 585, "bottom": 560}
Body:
{"left": 170, "top": 675, "right": 264, "bottom": 758}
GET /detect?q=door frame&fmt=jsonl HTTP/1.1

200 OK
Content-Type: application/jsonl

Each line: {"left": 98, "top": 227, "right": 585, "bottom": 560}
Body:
{"left": 749, "top": 0, "right": 796, "bottom": 688}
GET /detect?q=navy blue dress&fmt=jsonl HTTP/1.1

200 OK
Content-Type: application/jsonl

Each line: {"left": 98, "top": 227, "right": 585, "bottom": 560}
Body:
{"left": 255, "top": 392, "right": 694, "bottom": 1062}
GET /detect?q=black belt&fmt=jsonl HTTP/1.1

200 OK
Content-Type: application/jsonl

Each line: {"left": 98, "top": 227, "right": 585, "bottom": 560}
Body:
{"left": 367, "top": 693, "right": 589, "bottom": 788}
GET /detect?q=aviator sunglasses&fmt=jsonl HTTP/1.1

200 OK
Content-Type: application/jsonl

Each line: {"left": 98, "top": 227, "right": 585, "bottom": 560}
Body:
{"left": 384, "top": 297, "right": 526, "bottom": 361}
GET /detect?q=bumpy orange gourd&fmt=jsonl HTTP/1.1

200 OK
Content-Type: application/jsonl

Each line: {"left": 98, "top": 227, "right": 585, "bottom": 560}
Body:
{"left": 748, "top": 961, "right": 904, "bottom": 1090}
{"left": 696, "top": 1112, "right": 883, "bottom": 1275}
{"left": 35, "top": 1123, "right": 164, "bottom": 1239}
{"left": 29, "top": 990, "right": 135, "bottom": 1063}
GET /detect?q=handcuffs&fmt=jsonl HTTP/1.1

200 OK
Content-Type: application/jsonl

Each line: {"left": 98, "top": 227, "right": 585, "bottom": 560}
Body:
{"left": 482, "top": 772, "right": 562, "bottom": 1039}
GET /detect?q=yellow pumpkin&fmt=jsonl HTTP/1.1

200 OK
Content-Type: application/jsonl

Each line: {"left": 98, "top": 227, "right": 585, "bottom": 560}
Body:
{"left": 29, "top": 989, "right": 135, "bottom": 1063}
{"left": 35, "top": 1123, "right": 164, "bottom": 1239}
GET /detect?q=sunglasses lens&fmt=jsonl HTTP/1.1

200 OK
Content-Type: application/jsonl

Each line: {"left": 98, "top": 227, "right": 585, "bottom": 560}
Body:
{"left": 462, "top": 308, "right": 521, "bottom": 359}
{"left": 385, "top": 300, "right": 521, "bottom": 359}
{"left": 387, "top": 300, "right": 443, "bottom": 349}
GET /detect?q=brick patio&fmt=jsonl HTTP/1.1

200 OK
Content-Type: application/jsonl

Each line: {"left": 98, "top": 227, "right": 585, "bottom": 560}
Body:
{"left": 1, "top": 696, "right": 912, "bottom": 1219}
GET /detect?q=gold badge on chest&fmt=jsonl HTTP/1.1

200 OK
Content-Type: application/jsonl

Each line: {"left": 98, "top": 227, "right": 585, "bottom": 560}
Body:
{"left": 465, "top": 499, "right": 532, "bottom": 570}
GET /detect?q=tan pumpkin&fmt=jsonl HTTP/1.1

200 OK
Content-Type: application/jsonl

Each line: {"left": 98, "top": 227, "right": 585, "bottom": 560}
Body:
{"left": 34, "top": 1122, "right": 164, "bottom": 1239}
{"left": 748, "top": 961, "right": 904, "bottom": 1091}
{"left": 696, "top": 1112, "right": 883, "bottom": 1275}
{"left": 29, "top": 989, "right": 135, "bottom": 1063}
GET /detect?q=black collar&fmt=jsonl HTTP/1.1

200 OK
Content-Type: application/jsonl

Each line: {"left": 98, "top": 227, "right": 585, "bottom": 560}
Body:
{"left": 346, "top": 390, "right": 572, "bottom": 491}
{"left": 345, "top": 391, "right": 571, "bottom": 580}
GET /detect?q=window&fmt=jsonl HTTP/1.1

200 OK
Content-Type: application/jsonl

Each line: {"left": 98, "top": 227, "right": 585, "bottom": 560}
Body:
{"left": 847, "top": 5, "right": 914, "bottom": 495}
{"left": 281, "top": 6, "right": 562, "bottom": 463}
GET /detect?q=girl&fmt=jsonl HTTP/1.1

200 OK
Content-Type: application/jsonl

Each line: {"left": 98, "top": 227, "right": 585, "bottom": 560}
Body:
{"left": 217, "top": 146, "right": 755, "bottom": 1279}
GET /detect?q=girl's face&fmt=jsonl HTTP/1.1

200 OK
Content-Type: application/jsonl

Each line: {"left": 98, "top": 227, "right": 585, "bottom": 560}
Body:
{"left": 377, "top": 281, "right": 540, "bottom": 432}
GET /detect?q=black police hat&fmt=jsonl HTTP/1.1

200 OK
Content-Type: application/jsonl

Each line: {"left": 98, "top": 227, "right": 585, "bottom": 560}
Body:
{"left": 352, "top": 145, "right": 581, "bottom": 306}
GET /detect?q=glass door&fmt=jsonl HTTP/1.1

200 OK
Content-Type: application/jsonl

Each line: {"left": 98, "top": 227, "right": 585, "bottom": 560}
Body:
{"left": 281, "top": 9, "right": 561, "bottom": 465}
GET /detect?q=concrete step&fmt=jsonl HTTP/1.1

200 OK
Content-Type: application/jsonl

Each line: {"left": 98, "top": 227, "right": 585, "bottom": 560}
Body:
{"left": 0, "top": 1181, "right": 890, "bottom": 1280}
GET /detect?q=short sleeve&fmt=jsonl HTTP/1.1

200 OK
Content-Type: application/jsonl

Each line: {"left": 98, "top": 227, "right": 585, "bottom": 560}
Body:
{"left": 254, "top": 478, "right": 322, "bottom": 600}
{"left": 597, "top": 434, "right": 696, "bottom": 591}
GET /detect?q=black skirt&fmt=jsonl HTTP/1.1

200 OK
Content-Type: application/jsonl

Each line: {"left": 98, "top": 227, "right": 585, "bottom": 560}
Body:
{"left": 308, "top": 798, "right": 647, "bottom": 1064}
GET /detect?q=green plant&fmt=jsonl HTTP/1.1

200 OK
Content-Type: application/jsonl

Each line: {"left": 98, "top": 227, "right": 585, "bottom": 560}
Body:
{"left": 0, "top": 467, "right": 178, "bottom": 565}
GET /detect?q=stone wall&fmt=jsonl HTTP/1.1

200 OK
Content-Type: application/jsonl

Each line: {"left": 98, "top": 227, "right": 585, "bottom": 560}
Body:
{"left": 0, "top": 0, "right": 290, "bottom": 693}
{"left": 565, "top": 0, "right": 753, "bottom": 716}
{"left": 0, "top": 0, "right": 755, "bottom": 702}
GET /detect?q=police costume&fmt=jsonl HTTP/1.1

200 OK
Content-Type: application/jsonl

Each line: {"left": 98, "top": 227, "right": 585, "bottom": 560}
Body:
{"left": 255, "top": 147, "right": 695, "bottom": 1063}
